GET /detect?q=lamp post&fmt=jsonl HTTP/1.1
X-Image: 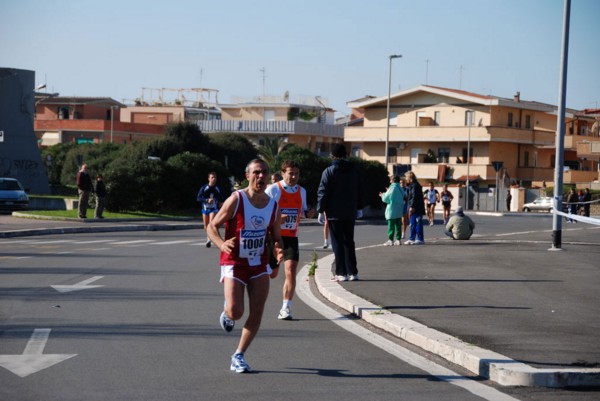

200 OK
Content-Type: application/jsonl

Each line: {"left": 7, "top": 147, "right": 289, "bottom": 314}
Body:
{"left": 385, "top": 54, "right": 402, "bottom": 173}
{"left": 110, "top": 105, "right": 118, "bottom": 143}
{"left": 465, "top": 111, "right": 472, "bottom": 209}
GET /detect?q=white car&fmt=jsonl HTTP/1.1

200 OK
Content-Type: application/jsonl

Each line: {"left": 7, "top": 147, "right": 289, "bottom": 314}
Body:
{"left": 0, "top": 178, "right": 29, "bottom": 212}
{"left": 522, "top": 197, "right": 553, "bottom": 212}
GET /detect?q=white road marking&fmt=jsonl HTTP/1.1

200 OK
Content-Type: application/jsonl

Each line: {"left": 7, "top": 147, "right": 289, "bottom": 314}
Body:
{"left": 297, "top": 266, "right": 519, "bottom": 401}
{"left": 51, "top": 276, "right": 105, "bottom": 293}
{"left": 72, "top": 240, "right": 115, "bottom": 244}
{"left": 0, "top": 329, "right": 77, "bottom": 378}
{"left": 151, "top": 240, "right": 194, "bottom": 245}
{"left": 110, "top": 240, "right": 155, "bottom": 245}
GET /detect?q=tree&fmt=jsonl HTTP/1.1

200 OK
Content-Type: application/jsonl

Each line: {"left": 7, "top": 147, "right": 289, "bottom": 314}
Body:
{"left": 256, "top": 137, "right": 291, "bottom": 165}
{"left": 208, "top": 133, "right": 259, "bottom": 181}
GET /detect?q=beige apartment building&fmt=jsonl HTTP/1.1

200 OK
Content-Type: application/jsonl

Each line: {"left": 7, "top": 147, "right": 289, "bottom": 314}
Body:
{"left": 345, "top": 85, "right": 599, "bottom": 191}
{"left": 196, "top": 94, "right": 344, "bottom": 156}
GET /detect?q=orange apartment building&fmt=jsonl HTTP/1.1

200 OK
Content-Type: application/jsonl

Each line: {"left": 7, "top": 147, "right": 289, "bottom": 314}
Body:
{"left": 34, "top": 96, "right": 163, "bottom": 145}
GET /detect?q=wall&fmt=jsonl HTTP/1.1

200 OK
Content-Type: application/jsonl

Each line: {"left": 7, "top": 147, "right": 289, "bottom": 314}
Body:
{"left": 0, "top": 68, "right": 50, "bottom": 194}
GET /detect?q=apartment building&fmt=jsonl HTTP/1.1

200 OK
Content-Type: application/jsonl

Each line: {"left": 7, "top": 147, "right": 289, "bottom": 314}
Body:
{"left": 34, "top": 96, "right": 163, "bottom": 145}
{"left": 196, "top": 94, "right": 344, "bottom": 156}
{"left": 345, "top": 85, "right": 599, "bottom": 190}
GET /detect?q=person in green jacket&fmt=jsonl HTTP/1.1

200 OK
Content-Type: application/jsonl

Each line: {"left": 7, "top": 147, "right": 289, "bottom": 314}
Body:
{"left": 379, "top": 175, "right": 405, "bottom": 246}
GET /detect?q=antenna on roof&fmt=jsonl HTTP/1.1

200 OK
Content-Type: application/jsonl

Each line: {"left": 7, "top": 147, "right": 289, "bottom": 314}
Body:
{"left": 260, "top": 67, "right": 266, "bottom": 102}
{"left": 283, "top": 90, "right": 289, "bottom": 102}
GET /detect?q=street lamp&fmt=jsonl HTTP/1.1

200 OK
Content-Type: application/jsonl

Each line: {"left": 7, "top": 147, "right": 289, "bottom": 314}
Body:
{"left": 385, "top": 54, "right": 402, "bottom": 173}
{"left": 110, "top": 105, "right": 118, "bottom": 143}
{"left": 465, "top": 110, "right": 472, "bottom": 209}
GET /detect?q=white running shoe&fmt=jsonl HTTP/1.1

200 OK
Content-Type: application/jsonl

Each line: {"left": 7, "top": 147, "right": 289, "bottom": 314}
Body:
{"left": 414, "top": 240, "right": 425, "bottom": 245}
{"left": 220, "top": 311, "right": 235, "bottom": 332}
{"left": 348, "top": 275, "right": 359, "bottom": 281}
{"left": 383, "top": 240, "right": 393, "bottom": 246}
{"left": 393, "top": 240, "right": 401, "bottom": 246}
{"left": 230, "top": 353, "right": 251, "bottom": 373}
{"left": 323, "top": 240, "right": 329, "bottom": 249}
{"left": 278, "top": 306, "right": 292, "bottom": 320}
{"left": 336, "top": 275, "right": 348, "bottom": 282}
{"left": 404, "top": 240, "right": 415, "bottom": 245}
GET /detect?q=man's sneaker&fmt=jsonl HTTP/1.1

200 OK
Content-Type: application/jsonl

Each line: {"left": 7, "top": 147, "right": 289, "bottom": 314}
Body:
{"left": 383, "top": 240, "right": 393, "bottom": 246}
{"left": 323, "top": 240, "right": 329, "bottom": 249}
{"left": 336, "top": 275, "right": 348, "bottom": 282}
{"left": 349, "top": 275, "right": 359, "bottom": 281}
{"left": 206, "top": 239, "right": 212, "bottom": 248}
{"left": 278, "top": 306, "right": 292, "bottom": 320}
{"left": 404, "top": 240, "right": 415, "bottom": 245}
{"left": 393, "top": 240, "right": 401, "bottom": 246}
{"left": 230, "top": 353, "right": 251, "bottom": 373}
{"left": 414, "top": 240, "right": 425, "bottom": 245}
{"left": 220, "top": 311, "right": 234, "bottom": 332}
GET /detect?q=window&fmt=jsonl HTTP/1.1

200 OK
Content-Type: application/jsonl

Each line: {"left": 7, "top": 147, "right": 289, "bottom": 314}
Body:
{"left": 438, "top": 147, "right": 450, "bottom": 163}
{"left": 264, "top": 109, "right": 275, "bottom": 121}
{"left": 434, "top": 111, "right": 440, "bottom": 126}
{"left": 389, "top": 111, "right": 398, "bottom": 126}
{"left": 58, "top": 107, "right": 69, "bottom": 120}
{"left": 465, "top": 110, "right": 474, "bottom": 126}
{"left": 525, "top": 115, "right": 531, "bottom": 129}
{"left": 416, "top": 111, "right": 425, "bottom": 126}
{"left": 508, "top": 112, "right": 513, "bottom": 127}
{"left": 580, "top": 126, "right": 588, "bottom": 136}
{"left": 351, "top": 146, "right": 362, "bottom": 157}
{"left": 387, "top": 147, "right": 397, "bottom": 163}
{"left": 524, "top": 151, "right": 530, "bottom": 167}
{"left": 462, "top": 147, "right": 471, "bottom": 163}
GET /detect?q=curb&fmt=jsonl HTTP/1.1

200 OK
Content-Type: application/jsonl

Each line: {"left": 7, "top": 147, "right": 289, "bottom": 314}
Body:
{"left": 313, "top": 252, "right": 600, "bottom": 388}
{"left": 0, "top": 223, "right": 203, "bottom": 238}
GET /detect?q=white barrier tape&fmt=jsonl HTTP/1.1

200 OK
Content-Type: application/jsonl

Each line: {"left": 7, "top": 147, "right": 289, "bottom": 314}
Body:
{"left": 562, "top": 199, "right": 599, "bottom": 205}
{"left": 553, "top": 208, "right": 600, "bottom": 226}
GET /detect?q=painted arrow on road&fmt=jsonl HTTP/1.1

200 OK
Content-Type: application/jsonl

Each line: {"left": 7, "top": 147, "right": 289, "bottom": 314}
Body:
{"left": 0, "top": 329, "right": 77, "bottom": 377}
{"left": 51, "top": 276, "right": 104, "bottom": 293}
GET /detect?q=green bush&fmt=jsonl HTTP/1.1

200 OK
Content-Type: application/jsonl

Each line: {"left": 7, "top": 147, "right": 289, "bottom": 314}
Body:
{"left": 163, "top": 152, "right": 232, "bottom": 210}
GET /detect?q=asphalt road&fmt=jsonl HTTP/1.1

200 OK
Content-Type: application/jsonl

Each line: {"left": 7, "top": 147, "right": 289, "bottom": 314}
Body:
{"left": 0, "top": 217, "right": 598, "bottom": 400}
{"left": 0, "top": 230, "right": 506, "bottom": 401}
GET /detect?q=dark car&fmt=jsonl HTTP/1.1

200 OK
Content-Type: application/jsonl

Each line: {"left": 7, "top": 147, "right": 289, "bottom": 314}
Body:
{"left": 0, "top": 178, "right": 29, "bottom": 212}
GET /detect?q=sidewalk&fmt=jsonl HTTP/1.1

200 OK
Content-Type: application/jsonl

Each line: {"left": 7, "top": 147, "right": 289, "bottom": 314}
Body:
{"left": 313, "top": 218, "right": 600, "bottom": 388}
{"left": 2, "top": 213, "right": 599, "bottom": 388}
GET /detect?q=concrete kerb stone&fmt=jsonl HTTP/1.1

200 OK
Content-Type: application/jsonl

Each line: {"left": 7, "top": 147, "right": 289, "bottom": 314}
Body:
{"left": 0, "top": 223, "right": 203, "bottom": 238}
{"left": 313, "top": 250, "right": 600, "bottom": 388}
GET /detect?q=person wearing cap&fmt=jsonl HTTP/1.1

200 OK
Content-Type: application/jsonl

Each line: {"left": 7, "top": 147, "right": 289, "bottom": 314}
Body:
{"left": 444, "top": 206, "right": 475, "bottom": 240}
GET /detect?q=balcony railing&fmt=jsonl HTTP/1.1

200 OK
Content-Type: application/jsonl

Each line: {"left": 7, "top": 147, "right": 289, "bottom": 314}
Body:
{"left": 196, "top": 120, "right": 343, "bottom": 138}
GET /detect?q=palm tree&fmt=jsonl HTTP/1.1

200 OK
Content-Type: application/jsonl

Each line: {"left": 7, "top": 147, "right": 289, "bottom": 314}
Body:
{"left": 257, "top": 137, "right": 291, "bottom": 164}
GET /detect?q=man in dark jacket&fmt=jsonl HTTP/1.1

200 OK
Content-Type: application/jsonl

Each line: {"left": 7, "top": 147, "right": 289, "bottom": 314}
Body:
{"left": 76, "top": 164, "right": 93, "bottom": 219}
{"left": 316, "top": 144, "right": 365, "bottom": 281}
{"left": 405, "top": 171, "right": 425, "bottom": 244}
{"left": 94, "top": 174, "right": 107, "bottom": 219}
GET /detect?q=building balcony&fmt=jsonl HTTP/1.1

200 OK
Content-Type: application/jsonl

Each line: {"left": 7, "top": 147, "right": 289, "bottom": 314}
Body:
{"left": 344, "top": 125, "right": 555, "bottom": 145}
{"left": 565, "top": 134, "right": 600, "bottom": 150}
{"left": 196, "top": 120, "right": 343, "bottom": 138}
{"left": 34, "top": 119, "right": 163, "bottom": 134}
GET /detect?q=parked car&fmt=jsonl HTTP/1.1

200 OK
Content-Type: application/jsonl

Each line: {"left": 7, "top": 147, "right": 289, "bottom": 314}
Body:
{"left": 0, "top": 178, "right": 29, "bottom": 212}
{"left": 522, "top": 197, "right": 554, "bottom": 212}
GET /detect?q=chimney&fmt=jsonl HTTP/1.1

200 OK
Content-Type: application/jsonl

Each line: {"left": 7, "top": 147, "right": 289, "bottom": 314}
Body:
{"left": 514, "top": 91, "right": 520, "bottom": 102}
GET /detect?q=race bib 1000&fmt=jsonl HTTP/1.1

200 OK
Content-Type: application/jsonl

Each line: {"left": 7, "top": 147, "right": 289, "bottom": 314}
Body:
{"left": 239, "top": 228, "right": 267, "bottom": 265}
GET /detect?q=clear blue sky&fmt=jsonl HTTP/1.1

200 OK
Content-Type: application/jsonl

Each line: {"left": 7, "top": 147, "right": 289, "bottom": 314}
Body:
{"left": 2, "top": 0, "right": 599, "bottom": 115}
